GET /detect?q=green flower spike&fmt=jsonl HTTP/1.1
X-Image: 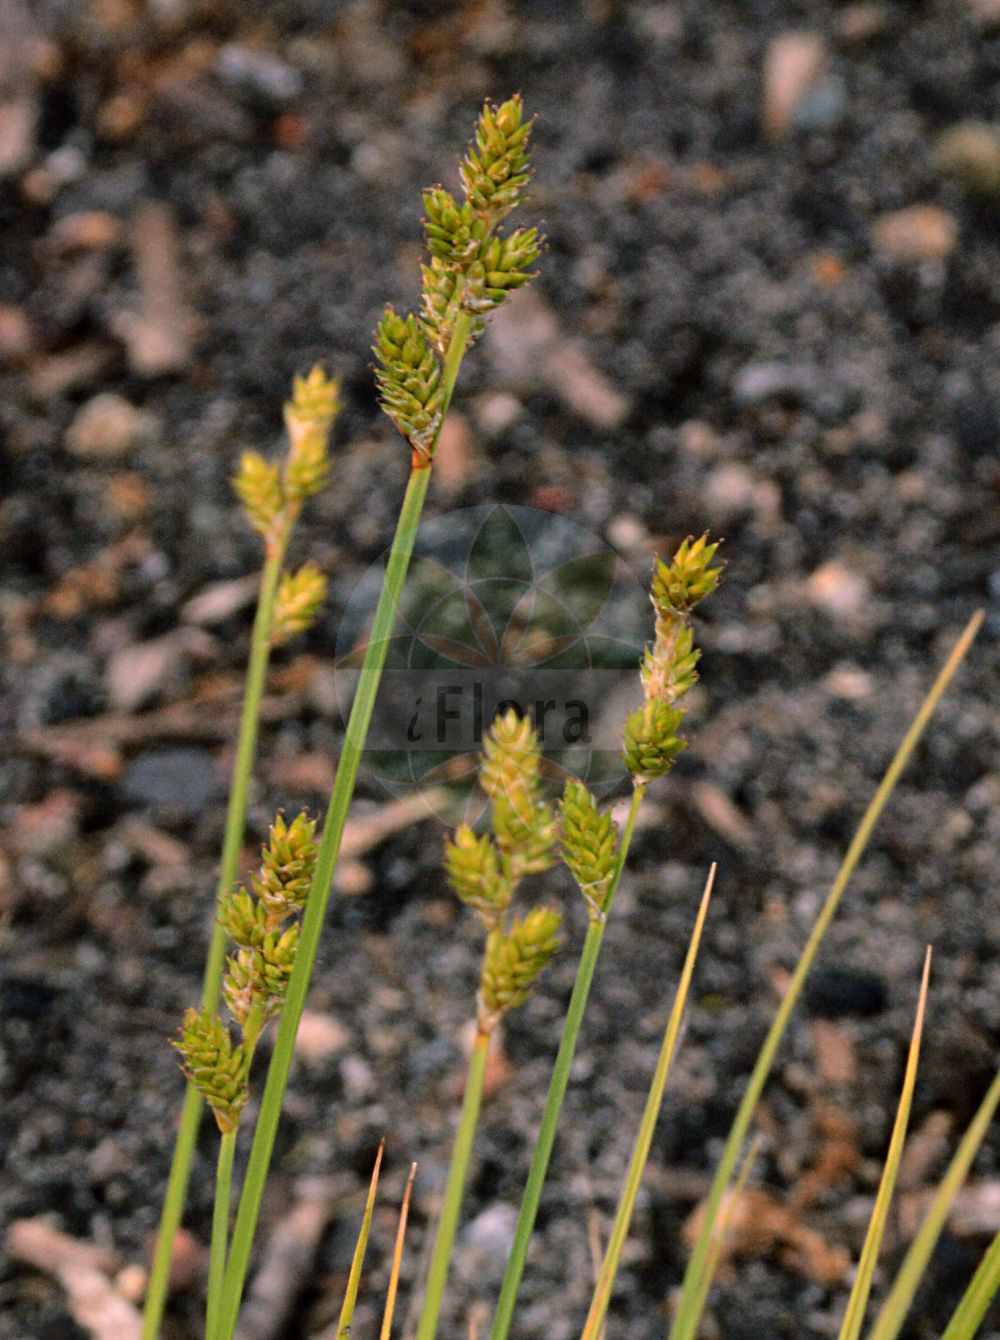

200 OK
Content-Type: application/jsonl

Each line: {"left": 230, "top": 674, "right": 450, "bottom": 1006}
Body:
{"left": 650, "top": 533, "right": 723, "bottom": 617}
{"left": 251, "top": 811, "right": 318, "bottom": 915}
{"left": 464, "top": 229, "right": 541, "bottom": 314}
{"left": 480, "top": 710, "right": 542, "bottom": 816}
{"left": 283, "top": 365, "right": 339, "bottom": 502}
{"left": 218, "top": 886, "right": 273, "bottom": 948}
{"left": 481, "top": 709, "right": 557, "bottom": 877}
{"left": 460, "top": 95, "right": 533, "bottom": 226}
{"left": 445, "top": 824, "right": 509, "bottom": 926}
{"left": 623, "top": 700, "right": 687, "bottom": 785}
{"left": 478, "top": 906, "right": 562, "bottom": 1032}
{"left": 271, "top": 563, "right": 327, "bottom": 647}
{"left": 374, "top": 308, "right": 446, "bottom": 465}
{"left": 173, "top": 1008, "right": 247, "bottom": 1135}
{"left": 560, "top": 780, "right": 619, "bottom": 921}
{"left": 223, "top": 924, "right": 300, "bottom": 1025}
{"left": 234, "top": 451, "right": 284, "bottom": 538}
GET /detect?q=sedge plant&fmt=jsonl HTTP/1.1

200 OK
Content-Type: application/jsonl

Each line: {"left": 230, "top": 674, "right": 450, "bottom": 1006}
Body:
{"left": 139, "top": 92, "right": 1000, "bottom": 1340}
{"left": 149, "top": 94, "right": 543, "bottom": 1340}
{"left": 143, "top": 366, "right": 339, "bottom": 1340}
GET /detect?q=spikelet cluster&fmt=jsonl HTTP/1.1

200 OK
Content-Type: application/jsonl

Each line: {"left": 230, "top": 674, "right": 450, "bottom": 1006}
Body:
{"left": 375, "top": 96, "right": 540, "bottom": 466}
{"left": 175, "top": 811, "right": 318, "bottom": 1131}
{"left": 479, "top": 908, "right": 562, "bottom": 1027}
{"left": 220, "top": 812, "right": 317, "bottom": 1024}
{"left": 559, "top": 779, "right": 619, "bottom": 921}
{"left": 444, "top": 710, "right": 561, "bottom": 1032}
{"left": 233, "top": 364, "right": 340, "bottom": 548}
{"left": 624, "top": 534, "right": 722, "bottom": 786}
{"left": 173, "top": 1008, "right": 247, "bottom": 1135}
{"left": 271, "top": 563, "right": 328, "bottom": 647}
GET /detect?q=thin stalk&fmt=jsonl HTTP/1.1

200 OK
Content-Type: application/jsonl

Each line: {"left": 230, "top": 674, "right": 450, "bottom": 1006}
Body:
{"left": 669, "top": 611, "right": 983, "bottom": 1340}
{"left": 207, "top": 1131, "right": 237, "bottom": 1340}
{"left": 217, "top": 311, "right": 474, "bottom": 1340}
{"left": 684, "top": 1133, "right": 763, "bottom": 1332}
{"left": 143, "top": 542, "right": 287, "bottom": 1340}
{"left": 837, "top": 949, "right": 932, "bottom": 1340}
{"left": 489, "top": 783, "right": 646, "bottom": 1340}
{"left": 866, "top": 1065, "right": 1000, "bottom": 1340}
{"left": 381, "top": 1162, "right": 417, "bottom": 1340}
{"left": 337, "top": 1142, "right": 385, "bottom": 1340}
{"left": 580, "top": 865, "right": 716, "bottom": 1340}
{"left": 939, "top": 1227, "right": 1000, "bottom": 1340}
{"left": 416, "top": 1031, "right": 491, "bottom": 1340}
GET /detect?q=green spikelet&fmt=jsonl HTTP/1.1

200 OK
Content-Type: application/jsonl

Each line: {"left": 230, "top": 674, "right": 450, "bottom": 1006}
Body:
{"left": 464, "top": 229, "right": 541, "bottom": 313}
{"left": 560, "top": 780, "right": 619, "bottom": 919}
{"left": 480, "top": 710, "right": 541, "bottom": 815}
{"left": 422, "top": 188, "right": 484, "bottom": 263}
{"left": 640, "top": 620, "right": 701, "bottom": 706}
{"left": 445, "top": 824, "right": 509, "bottom": 924}
{"left": 491, "top": 793, "right": 557, "bottom": 877}
{"left": 460, "top": 95, "right": 533, "bottom": 225}
{"left": 173, "top": 1008, "right": 247, "bottom": 1134}
{"left": 283, "top": 365, "right": 339, "bottom": 502}
{"left": 271, "top": 563, "right": 327, "bottom": 647}
{"left": 234, "top": 451, "right": 284, "bottom": 537}
{"left": 374, "top": 307, "right": 446, "bottom": 461}
{"left": 223, "top": 924, "right": 299, "bottom": 1025}
{"left": 218, "top": 887, "right": 274, "bottom": 948}
{"left": 251, "top": 812, "right": 318, "bottom": 915}
{"left": 650, "top": 534, "right": 723, "bottom": 616}
{"left": 286, "top": 364, "right": 340, "bottom": 434}
{"left": 478, "top": 907, "right": 562, "bottom": 1028}
{"left": 623, "top": 700, "right": 687, "bottom": 784}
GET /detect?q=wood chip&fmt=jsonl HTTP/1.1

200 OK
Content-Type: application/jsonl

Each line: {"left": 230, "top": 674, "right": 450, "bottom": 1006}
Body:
{"left": 485, "top": 287, "right": 630, "bottom": 430}
{"left": 811, "top": 1019, "right": 856, "bottom": 1085}
{"left": 111, "top": 202, "right": 197, "bottom": 376}
{"left": 685, "top": 1186, "right": 850, "bottom": 1285}
{"left": 689, "top": 779, "right": 756, "bottom": 851}
{"left": 7, "top": 1218, "right": 142, "bottom": 1340}
{"left": 762, "top": 33, "right": 827, "bottom": 140}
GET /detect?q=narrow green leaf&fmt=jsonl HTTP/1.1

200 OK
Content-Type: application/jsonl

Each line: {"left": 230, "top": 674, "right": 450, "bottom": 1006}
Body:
{"left": 684, "top": 1133, "right": 763, "bottom": 1330}
{"left": 381, "top": 1162, "right": 417, "bottom": 1340}
{"left": 580, "top": 865, "right": 716, "bottom": 1340}
{"left": 939, "top": 1228, "right": 1000, "bottom": 1340}
{"left": 337, "top": 1141, "right": 385, "bottom": 1340}
{"left": 669, "top": 612, "right": 983, "bottom": 1340}
{"left": 837, "top": 949, "right": 933, "bottom": 1340}
{"left": 866, "top": 1066, "right": 1000, "bottom": 1340}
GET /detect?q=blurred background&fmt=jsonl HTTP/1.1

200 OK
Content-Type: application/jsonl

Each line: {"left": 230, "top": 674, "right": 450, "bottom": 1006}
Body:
{"left": 2, "top": 1, "right": 1000, "bottom": 1337}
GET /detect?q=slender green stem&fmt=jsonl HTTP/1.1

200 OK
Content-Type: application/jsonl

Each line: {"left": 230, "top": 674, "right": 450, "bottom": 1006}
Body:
{"left": 580, "top": 866, "right": 715, "bottom": 1340}
{"left": 940, "top": 1227, "right": 1000, "bottom": 1340}
{"left": 142, "top": 544, "right": 287, "bottom": 1340}
{"left": 416, "top": 1031, "right": 491, "bottom": 1340}
{"left": 216, "top": 312, "right": 473, "bottom": 1340}
{"left": 837, "top": 949, "right": 931, "bottom": 1340}
{"left": 866, "top": 1065, "right": 1000, "bottom": 1340}
{"left": 489, "top": 784, "right": 646, "bottom": 1340}
{"left": 668, "top": 612, "right": 983, "bottom": 1340}
{"left": 207, "top": 1131, "right": 237, "bottom": 1340}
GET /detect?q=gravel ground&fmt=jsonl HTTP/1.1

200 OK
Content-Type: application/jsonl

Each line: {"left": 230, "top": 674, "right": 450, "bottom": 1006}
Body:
{"left": 2, "top": 2, "right": 1000, "bottom": 1338}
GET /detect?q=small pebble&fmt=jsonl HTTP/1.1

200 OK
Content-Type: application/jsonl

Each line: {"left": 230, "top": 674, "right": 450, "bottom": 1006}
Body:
{"left": 932, "top": 122, "right": 1000, "bottom": 196}
{"left": 66, "top": 393, "right": 150, "bottom": 459}
{"left": 762, "top": 32, "right": 828, "bottom": 140}
{"left": 872, "top": 205, "right": 957, "bottom": 263}
{"left": 122, "top": 748, "right": 218, "bottom": 818}
{"left": 807, "top": 561, "right": 869, "bottom": 619}
{"left": 295, "top": 1010, "right": 350, "bottom": 1063}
